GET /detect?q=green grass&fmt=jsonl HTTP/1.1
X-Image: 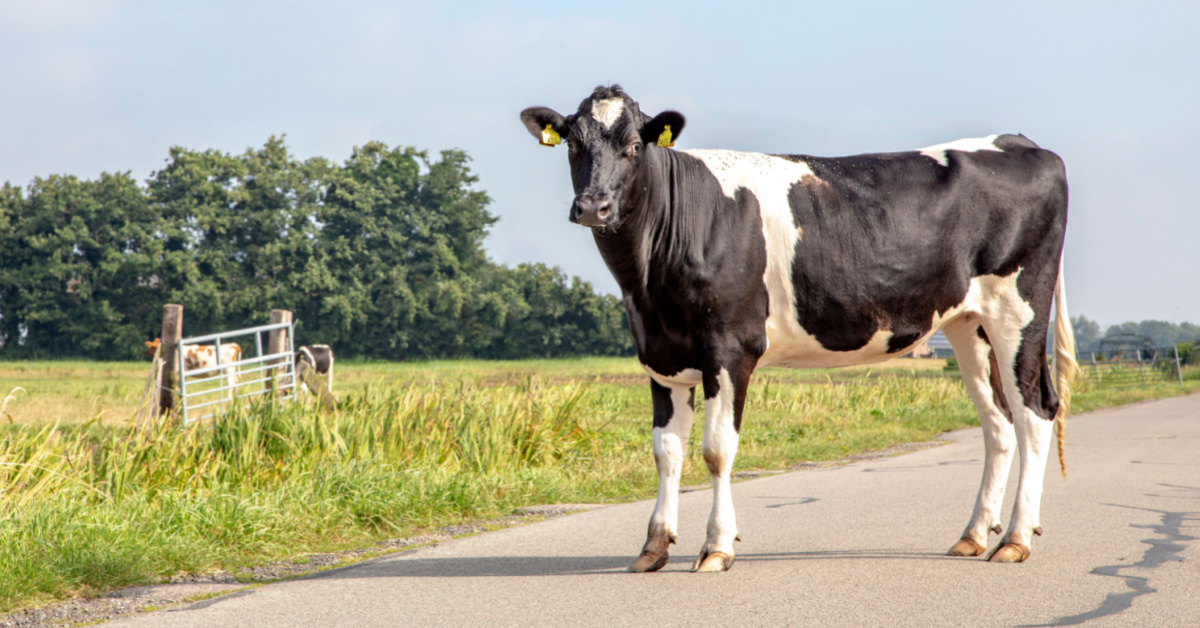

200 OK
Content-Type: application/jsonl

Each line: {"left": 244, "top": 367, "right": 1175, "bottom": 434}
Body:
{"left": 0, "top": 358, "right": 1196, "bottom": 613}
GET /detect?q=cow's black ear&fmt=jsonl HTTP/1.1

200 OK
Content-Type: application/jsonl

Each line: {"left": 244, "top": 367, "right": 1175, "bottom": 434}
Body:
{"left": 641, "top": 111, "right": 686, "bottom": 148}
{"left": 520, "top": 107, "right": 569, "bottom": 147}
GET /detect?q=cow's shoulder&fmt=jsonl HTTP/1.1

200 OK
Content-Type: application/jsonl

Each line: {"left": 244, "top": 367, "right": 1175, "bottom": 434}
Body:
{"left": 679, "top": 149, "right": 817, "bottom": 202}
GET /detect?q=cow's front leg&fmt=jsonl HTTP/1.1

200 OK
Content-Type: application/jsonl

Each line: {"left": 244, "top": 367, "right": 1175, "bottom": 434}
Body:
{"left": 693, "top": 364, "right": 751, "bottom": 572}
{"left": 629, "top": 381, "right": 696, "bottom": 572}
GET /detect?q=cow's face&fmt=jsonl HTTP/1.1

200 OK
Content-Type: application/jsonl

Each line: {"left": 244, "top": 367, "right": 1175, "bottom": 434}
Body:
{"left": 521, "top": 86, "right": 685, "bottom": 230}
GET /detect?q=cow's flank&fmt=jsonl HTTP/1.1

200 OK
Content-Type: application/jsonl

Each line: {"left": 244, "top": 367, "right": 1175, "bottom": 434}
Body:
{"left": 520, "top": 85, "right": 1077, "bottom": 572}
{"left": 183, "top": 343, "right": 242, "bottom": 389}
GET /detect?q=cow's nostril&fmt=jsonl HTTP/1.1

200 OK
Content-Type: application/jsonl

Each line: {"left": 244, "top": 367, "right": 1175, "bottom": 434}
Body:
{"left": 597, "top": 207, "right": 611, "bottom": 218}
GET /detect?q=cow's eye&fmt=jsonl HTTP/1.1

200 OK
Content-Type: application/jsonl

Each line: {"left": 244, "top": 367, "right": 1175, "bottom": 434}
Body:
{"left": 626, "top": 142, "right": 642, "bottom": 159}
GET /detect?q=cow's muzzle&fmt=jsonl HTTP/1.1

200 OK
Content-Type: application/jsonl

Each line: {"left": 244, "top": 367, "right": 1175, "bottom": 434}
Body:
{"left": 570, "top": 194, "right": 614, "bottom": 228}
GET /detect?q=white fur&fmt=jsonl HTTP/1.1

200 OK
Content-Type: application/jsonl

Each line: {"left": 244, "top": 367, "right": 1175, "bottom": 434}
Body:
{"left": 649, "top": 387, "right": 695, "bottom": 550}
{"left": 970, "top": 269, "right": 1051, "bottom": 547}
{"left": 936, "top": 269, "right": 1051, "bottom": 548}
{"left": 642, "top": 363, "right": 702, "bottom": 388}
{"left": 591, "top": 98, "right": 625, "bottom": 129}
{"left": 701, "top": 368, "right": 740, "bottom": 556}
{"left": 183, "top": 343, "right": 242, "bottom": 390}
{"left": 918, "top": 135, "right": 1001, "bottom": 167}
{"left": 942, "top": 317, "right": 1017, "bottom": 547}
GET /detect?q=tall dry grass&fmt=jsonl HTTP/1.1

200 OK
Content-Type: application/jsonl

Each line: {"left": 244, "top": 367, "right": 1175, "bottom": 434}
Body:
{"left": 0, "top": 380, "right": 609, "bottom": 610}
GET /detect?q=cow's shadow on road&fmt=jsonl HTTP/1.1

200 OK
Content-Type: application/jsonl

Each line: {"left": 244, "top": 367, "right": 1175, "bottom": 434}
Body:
{"left": 307, "top": 548, "right": 954, "bottom": 579}
{"left": 306, "top": 554, "right": 633, "bottom": 578}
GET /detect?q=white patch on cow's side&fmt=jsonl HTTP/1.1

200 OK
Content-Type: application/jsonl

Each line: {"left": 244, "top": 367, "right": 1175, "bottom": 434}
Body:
{"left": 680, "top": 147, "right": 916, "bottom": 369}
{"left": 918, "top": 135, "right": 1002, "bottom": 167}
{"left": 965, "top": 270, "right": 1036, "bottom": 365}
{"left": 683, "top": 149, "right": 812, "bottom": 367}
{"left": 591, "top": 98, "right": 625, "bottom": 129}
{"left": 642, "top": 363, "right": 702, "bottom": 389}
{"left": 753, "top": 265, "right": 1037, "bottom": 369}
{"left": 700, "top": 368, "right": 739, "bottom": 556}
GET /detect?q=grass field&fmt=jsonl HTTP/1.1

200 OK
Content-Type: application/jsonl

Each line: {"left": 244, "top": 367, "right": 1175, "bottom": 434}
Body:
{"left": 1, "top": 357, "right": 1196, "bottom": 612}
{"left": 0, "top": 356, "right": 956, "bottom": 427}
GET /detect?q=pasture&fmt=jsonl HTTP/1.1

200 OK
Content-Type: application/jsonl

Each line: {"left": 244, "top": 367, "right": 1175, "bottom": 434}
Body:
{"left": 1, "top": 357, "right": 1196, "bottom": 612}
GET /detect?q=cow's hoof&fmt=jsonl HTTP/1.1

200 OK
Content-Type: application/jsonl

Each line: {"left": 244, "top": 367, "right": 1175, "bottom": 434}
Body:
{"left": 947, "top": 537, "right": 986, "bottom": 557}
{"left": 987, "top": 542, "right": 1031, "bottom": 563}
{"left": 628, "top": 551, "right": 668, "bottom": 573}
{"left": 691, "top": 549, "right": 735, "bottom": 572}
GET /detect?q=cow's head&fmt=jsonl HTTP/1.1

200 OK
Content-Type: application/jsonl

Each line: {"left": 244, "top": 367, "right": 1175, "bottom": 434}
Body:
{"left": 521, "top": 85, "right": 685, "bottom": 230}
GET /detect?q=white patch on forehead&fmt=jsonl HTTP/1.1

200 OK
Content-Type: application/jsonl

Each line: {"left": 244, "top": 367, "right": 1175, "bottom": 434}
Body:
{"left": 591, "top": 98, "right": 625, "bottom": 129}
{"left": 918, "top": 135, "right": 1001, "bottom": 166}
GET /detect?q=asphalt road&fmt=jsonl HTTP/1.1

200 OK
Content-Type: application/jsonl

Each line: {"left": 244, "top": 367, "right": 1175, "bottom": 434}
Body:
{"left": 109, "top": 393, "right": 1200, "bottom": 627}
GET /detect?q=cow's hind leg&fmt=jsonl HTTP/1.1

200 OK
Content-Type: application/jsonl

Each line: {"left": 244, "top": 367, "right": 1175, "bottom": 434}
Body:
{"left": 630, "top": 381, "right": 695, "bottom": 572}
{"left": 693, "top": 363, "right": 752, "bottom": 573}
{"left": 942, "top": 317, "right": 1016, "bottom": 557}
{"left": 977, "top": 274, "right": 1060, "bottom": 563}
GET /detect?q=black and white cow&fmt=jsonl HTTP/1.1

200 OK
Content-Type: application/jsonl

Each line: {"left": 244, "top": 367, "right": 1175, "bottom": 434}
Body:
{"left": 295, "top": 344, "right": 334, "bottom": 391}
{"left": 520, "top": 85, "right": 1078, "bottom": 572}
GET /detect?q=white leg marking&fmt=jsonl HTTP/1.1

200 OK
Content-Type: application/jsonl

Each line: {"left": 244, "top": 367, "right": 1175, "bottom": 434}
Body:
{"left": 1008, "top": 405, "right": 1054, "bottom": 547}
{"left": 942, "top": 319, "right": 1015, "bottom": 548}
{"left": 701, "top": 368, "right": 740, "bottom": 557}
{"left": 649, "top": 387, "right": 695, "bottom": 550}
{"left": 972, "top": 270, "right": 1052, "bottom": 549}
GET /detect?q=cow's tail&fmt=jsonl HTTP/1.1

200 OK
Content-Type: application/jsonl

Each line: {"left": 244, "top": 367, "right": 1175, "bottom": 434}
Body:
{"left": 1052, "top": 259, "right": 1078, "bottom": 478}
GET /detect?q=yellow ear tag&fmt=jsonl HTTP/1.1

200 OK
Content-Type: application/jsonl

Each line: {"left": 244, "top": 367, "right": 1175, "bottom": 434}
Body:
{"left": 540, "top": 124, "right": 561, "bottom": 147}
{"left": 657, "top": 125, "right": 675, "bottom": 148}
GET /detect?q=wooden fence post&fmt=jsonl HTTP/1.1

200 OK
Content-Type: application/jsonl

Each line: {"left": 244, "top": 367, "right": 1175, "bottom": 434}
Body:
{"left": 156, "top": 304, "right": 183, "bottom": 418}
{"left": 267, "top": 309, "right": 293, "bottom": 396}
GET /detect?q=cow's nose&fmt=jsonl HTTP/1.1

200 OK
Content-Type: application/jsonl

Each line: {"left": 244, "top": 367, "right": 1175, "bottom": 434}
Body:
{"left": 571, "top": 195, "right": 613, "bottom": 227}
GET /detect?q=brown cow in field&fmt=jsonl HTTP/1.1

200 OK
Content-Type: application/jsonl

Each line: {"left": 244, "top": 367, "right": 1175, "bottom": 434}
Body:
{"left": 145, "top": 337, "right": 241, "bottom": 388}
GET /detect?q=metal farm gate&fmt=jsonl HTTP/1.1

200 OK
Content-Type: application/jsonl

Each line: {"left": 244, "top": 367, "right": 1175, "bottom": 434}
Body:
{"left": 1079, "top": 339, "right": 1185, "bottom": 389}
{"left": 178, "top": 321, "right": 297, "bottom": 425}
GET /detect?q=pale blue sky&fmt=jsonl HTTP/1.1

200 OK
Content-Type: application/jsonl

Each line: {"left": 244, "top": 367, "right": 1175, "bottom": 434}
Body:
{"left": 2, "top": 1, "right": 1197, "bottom": 328}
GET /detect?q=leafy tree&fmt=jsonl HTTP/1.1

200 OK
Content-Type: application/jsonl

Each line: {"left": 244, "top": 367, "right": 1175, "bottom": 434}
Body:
{"left": 1102, "top": 320, "right": 1200, "bottom": 348}
{"left": 1070, "top": 316, "right": 1102, "bottom": 352}
{"left": 0, "top": 138, "right": 634, "bottom": 361}
{"left": 0, "top": 173, "right": 161, "bottom": 358}
{"left": 147, "top": 137, "right": 331, "bottom": 337}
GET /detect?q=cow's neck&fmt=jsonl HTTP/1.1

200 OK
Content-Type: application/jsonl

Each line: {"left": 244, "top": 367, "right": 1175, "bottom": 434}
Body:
{"left": 591, "top": 147, "right": 683, "bottom": 301}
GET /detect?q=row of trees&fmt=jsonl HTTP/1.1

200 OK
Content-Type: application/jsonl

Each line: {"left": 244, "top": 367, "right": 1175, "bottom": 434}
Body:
{"left": 0, "top": 138, "right": 633, "bottom": 360}
{"left": 1070, "top": 316, "right": 1200, "bottom": 353}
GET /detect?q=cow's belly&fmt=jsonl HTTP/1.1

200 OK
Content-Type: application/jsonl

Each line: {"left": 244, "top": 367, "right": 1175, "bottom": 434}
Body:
{"left": 641, "top": 363, "right": 703, "bottom": 389}
{"left": 756, "top": 272, "right": 1025, "bottom": 370}
{"left": 757, "top": 319, "right": 956, "bottom": 369}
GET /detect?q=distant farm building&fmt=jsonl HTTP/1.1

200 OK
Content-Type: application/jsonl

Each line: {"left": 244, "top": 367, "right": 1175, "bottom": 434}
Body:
{"left": 906, "top": 330, "right": 954, "bottom": 359}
